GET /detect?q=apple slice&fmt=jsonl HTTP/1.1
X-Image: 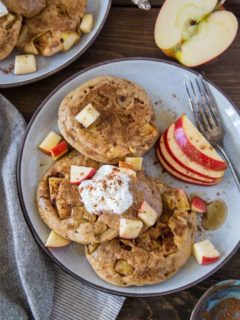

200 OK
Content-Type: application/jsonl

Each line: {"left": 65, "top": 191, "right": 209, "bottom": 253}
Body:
{"left": 157, "top": 147, "right": 220, "bottom": 186}
{"left": 159, "top": 134, "right": 216, "bottom": 183}
{"left": 175, "top": 115, "right": 227, "bottom": 171}
{"left": 70, "top": 165, "right": 96, "bottom": 185}
{"left": 51, "top": 140, "right": 68, "bottom": 160}
{"left": 45, "top": 230, "right": 71, "bottom": 248}
{"left": 155, "top": 0, "right": 238, "bottom": 67}
{"left": 165, "top": 124, "right": 224, "bottom": 180}
{"left": 125, "top": 157, "right": 143, "bottom": 171}
{"left": 39, "top": 131, "right": 62, "bottom": 155}
{"left": 75, "top": 103, "right": 100, "bottom": 128}
{"left": 193, "top": 239, "right": 220, "bottom": 265}
{"left": 191, "top": 196, "right": 207, "bottom": 213}
{"left": 61, "top": 31, "right": 80, "bottom": 52}
{"left": 80, "top": 14, "right": 94, "bottom": 34}
{"left": 138, "top": 201, "right": 158, "bottom": 227}
{"left": 119, "top": 218, "right": 143, "bottom": 239}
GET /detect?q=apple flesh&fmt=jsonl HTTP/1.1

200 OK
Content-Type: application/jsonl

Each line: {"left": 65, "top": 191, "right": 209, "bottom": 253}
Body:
{"left": 45, "top": 230, "right": 71, "bottom": 248}
{"left": 51, "top": 140, "right": 68, "bottom": 160}
{"left": 192, "top": 239, "right": 220, "bottom": 265}
{"left": 14, "top": 54, "right": 37, "bottom": 75}
{"left": 75, "top": 103, "right": 100, "bottom": 128}
{"left": 61, "top": 31, "right": 80, "bottom": 52}
{"left": 80, "top": 14, "right": 94, "bottom": 34}
{"left": 70, "top": 165, "right": 96, "bottom": 185}
{"left": 39, "top": 131, "right": 62, "bottom": 155}
{"left": 191, "top": 196, "right": 207, "bottom": 213}
{"left": 175, "top": 115, "right": 227, "bottom": 171}
{"left": 154, "top": 0, "right": 238, "bottom": 67}
{"left": 125, "top": 157, "right": 143, "bottom": 171}
{"left": 138, "top": 201, "right": 158, "bottom": 227}
{"left": 119, "top": 218, "right": 143, "bottom": 239}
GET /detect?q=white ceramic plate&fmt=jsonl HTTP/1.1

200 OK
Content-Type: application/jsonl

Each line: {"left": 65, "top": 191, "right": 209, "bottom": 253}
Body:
{"left": 17, "top": 58, "right": 240, "bottom": 297}
{"left": 0, "top": 0, "right": 111, "bottom": 88}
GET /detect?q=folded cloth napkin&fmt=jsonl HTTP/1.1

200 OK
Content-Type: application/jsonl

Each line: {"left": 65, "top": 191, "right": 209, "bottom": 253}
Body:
{"left": 0, "top": 95, "right": 125, "bottom": 320}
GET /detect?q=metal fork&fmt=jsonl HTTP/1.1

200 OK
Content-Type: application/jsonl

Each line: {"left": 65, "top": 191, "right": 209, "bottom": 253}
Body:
{"left": 185, "top": 75, "right": 240, "bottom": 192}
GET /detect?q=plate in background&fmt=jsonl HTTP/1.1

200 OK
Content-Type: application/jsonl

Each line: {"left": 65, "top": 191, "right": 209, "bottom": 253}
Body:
{"left": 17, "top": 58, "right": 240, "bottom": 297}
{"left": 0, "top": 0, "right": 111, "bottom": 88}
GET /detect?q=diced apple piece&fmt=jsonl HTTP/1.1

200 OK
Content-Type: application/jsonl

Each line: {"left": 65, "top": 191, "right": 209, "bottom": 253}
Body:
{"left": 176, "top": 189, "right": 190, "bottom": 211}
{"left": 70, "top": 165, "right": 96, "bottom": 185}
{"left": 119, "top": 161, "right": 134, "bottom": 170}
{"left": 119, "top": 218, "right": 143, "bottom": 239}
{"left": 61, "top": 31, "right": 80, "bottom": 52}
{"left": 193, "top": 239, "right": 220, "bottom": 265}
{"left": 51, "top": 140, "right": 68, "bottom": 160}
{"left": 75, "top": 103, "right": 100, "bottom": 128}
{"left": 39, "top": 131, "right": 62, "bottom": 155}
{"left": 191, "top": 196, "right": 207, "bottom": 213}
{"left": 45, "top": 230, "right": 71, "bottom": 248}
{"left": 125, "top": 157, "right": 143, "bottom": 171}
{"left": 49, "top": 177, "right": 64, "bottom": 204}
{"left": 0, "top": 2, "right": 8, "bottom": 17}
{"left": 80, "top": 14, "right": 94, "bottom": 34}
{"left": 14, "top": 54, "right": 37, "bottom": 75}
{"left": 138, "top": 201, "right": 158, "bottom": 227}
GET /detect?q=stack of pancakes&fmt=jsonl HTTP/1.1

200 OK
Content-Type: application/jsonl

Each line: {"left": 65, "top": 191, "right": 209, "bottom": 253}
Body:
{"left": 37, "top": 76, "right": 197, "bottom": 286}
{"left": 0, "top": 0, "right": 87, "bottom": 60}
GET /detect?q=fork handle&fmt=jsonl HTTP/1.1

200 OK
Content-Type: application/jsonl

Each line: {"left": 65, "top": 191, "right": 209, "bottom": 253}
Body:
{"left": 215, "top": 144, "right": 240, "bottom": 192}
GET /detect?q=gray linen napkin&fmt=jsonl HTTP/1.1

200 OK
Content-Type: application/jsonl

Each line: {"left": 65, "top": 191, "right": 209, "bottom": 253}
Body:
{"left": 0, "top": 95, "right": 125, "bottom": 320}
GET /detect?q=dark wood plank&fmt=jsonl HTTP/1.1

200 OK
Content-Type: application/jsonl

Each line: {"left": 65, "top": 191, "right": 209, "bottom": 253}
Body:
{"left": 1, "top": 5, "right": 240, "bottom": 320}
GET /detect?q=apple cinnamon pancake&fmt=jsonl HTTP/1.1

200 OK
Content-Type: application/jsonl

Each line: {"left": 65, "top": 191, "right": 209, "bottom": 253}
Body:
{"left": 58, "top": 76, "right": 159, "bottom": 164}
{"left": 86, "top": 210, "right": 197, "bottom": 287}
{"left": 2, "top": 0, "right": 46, "bottom": 18}
{"left": 16, "top": 0, "right": 87, "bottom": 56}
{"left": 37, "top": 152, "right": 163, "bottom": 244}
{"left": 0, "top": 13, "right": 22, "bottom": 61}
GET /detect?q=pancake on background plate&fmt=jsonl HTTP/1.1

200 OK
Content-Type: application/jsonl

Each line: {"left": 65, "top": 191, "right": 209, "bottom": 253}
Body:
{"left": 37, "top": 151, "right": 163, "bottom": 244}
{"left": 2, "top": 0, "right": 46, "bottom": 18}
{"left": 16, "top": 0, "right": 87, "bottom": 56}
{"left": 0, "top": 13, "right": 22, "bottom": 61}
{"left": 86, "top": 209, "right": 196, "bottom": 287}
{"left": 58, "top": 76, "right": 159, "bottom": 164}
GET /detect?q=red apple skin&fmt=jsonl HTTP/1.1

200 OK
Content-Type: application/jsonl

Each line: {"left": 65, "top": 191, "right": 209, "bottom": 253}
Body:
{"left": 174, "top": 115, "right": 228, "bottom": 171}
{"left": 51, "top": 140, "right": 68, "bottom": 159}
{"left": 191, "top": 196, "right": 207, "bottom": 213}
{"left": 156, "top": 147, "right": 220, "bottom": 186}
{"left": 201, "top": 255, "right": 220, "bottom": 265}
{"left": 70, "top": 168, "right": 96, "bottom": 185}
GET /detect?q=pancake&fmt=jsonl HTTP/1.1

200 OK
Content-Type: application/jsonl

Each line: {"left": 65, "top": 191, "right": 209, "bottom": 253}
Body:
{"left": 86, "top": 210, "right": 197, "bottom": 287}
{"left": 37, "top": 151, "right": 163, "bottom": 245}
{"left": 16, "top": 0, "right": 87, "bottom": 56}
{"left": 0, "top": 13, "right": 22, "bottom": 61}
{"left": 2, "top": 0, "right": 46, "bottom": 18}
{"left": 58, "top": 76, "right": 159, "bottom": 164}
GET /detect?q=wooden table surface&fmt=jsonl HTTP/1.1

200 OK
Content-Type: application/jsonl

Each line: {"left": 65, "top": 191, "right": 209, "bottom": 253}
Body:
{"left": 1, "top": 1, "right": 240, "bottom": 319}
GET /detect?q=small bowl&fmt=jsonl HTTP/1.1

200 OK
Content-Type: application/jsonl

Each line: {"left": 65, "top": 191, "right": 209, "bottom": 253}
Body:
{"left": 191, "top": 279, "right": 240, "bottom": 320}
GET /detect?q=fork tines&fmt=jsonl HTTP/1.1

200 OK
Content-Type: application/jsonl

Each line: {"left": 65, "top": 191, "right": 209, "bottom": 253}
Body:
{"left": 184, "top": 75, "right": 221, "bottom": 133}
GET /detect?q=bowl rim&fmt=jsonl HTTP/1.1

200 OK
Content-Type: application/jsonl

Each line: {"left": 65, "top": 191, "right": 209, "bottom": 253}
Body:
{"left": 17, "top": 57, "right": 240, "bottom": 297}
{"left": 0, "top": 0, "right": 112, "bottom": 88}
{"left": 190, "top": 279, "right": 240, "bottom": 319}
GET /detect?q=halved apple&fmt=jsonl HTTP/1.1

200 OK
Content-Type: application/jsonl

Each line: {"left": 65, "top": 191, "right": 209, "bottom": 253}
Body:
{"left": 193, "top": 239, "right": 220, "bottom": 265}
{"left": 70, "top": 165, "right": 96, "bottom": 185}
{"left": 157, "top": 147, "right": 219, "bottom": 186}
{"left": 175, "top": 115, "right": 227, "bottom": 171}
{"left": 45, "top": 230, "right": 71, "bottom": 248}
{"left": 159, "top": 134, "right": 216, "bottom": 183}
{"left": 165, "top": 124, "right": 224, "bottom": 180}
{"left": 75, "top": 103, "right": 100, "bottom": 128}
{"left": 155, "top": 0, "right": 238, "bottom": 67}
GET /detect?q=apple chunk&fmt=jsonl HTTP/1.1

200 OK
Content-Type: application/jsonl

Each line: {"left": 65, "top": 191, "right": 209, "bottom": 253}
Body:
{"left": 51, "top": 140, "right": 68, "bottom": 160}
{"left": 125, "top": 157, "right": 143, "bottom": 171}
{"left": 61, "top": 31, "right": 80, "bottom": 52}
{"left": 39, "top": 131, "right": 62, "bottom": 155}
{"left": 138, "top": 201, "right": 158, "bottom": 227}
{"left": 175, "top": 114, "right": 227, "bottom": 170}
{"left": 70, "top": 165, "right": 96, "bottom": 185}
{"left": 45, "top": 231, "right": 71, "bottom": 248}
{"left": 14, "top": 54, "right": 37, "bottom": 75}
{"left": 80, "top": 14, "right": 94, "bottom": 34}
{"left": 75, "top": 103, "right": 100, "bottom": 128}
{"left": 191, "top": 196, "right": 207, "bottom": 213}
{"left": 193, "top": 239, "right": 220, "bottom": 265}
{"left": 119, "top": 218, "right": 143, "bottom": 239}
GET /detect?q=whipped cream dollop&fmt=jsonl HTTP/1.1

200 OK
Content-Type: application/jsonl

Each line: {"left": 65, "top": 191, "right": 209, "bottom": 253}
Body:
{"left": 79, "top": 165, "right": 133, "bottom": 215}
